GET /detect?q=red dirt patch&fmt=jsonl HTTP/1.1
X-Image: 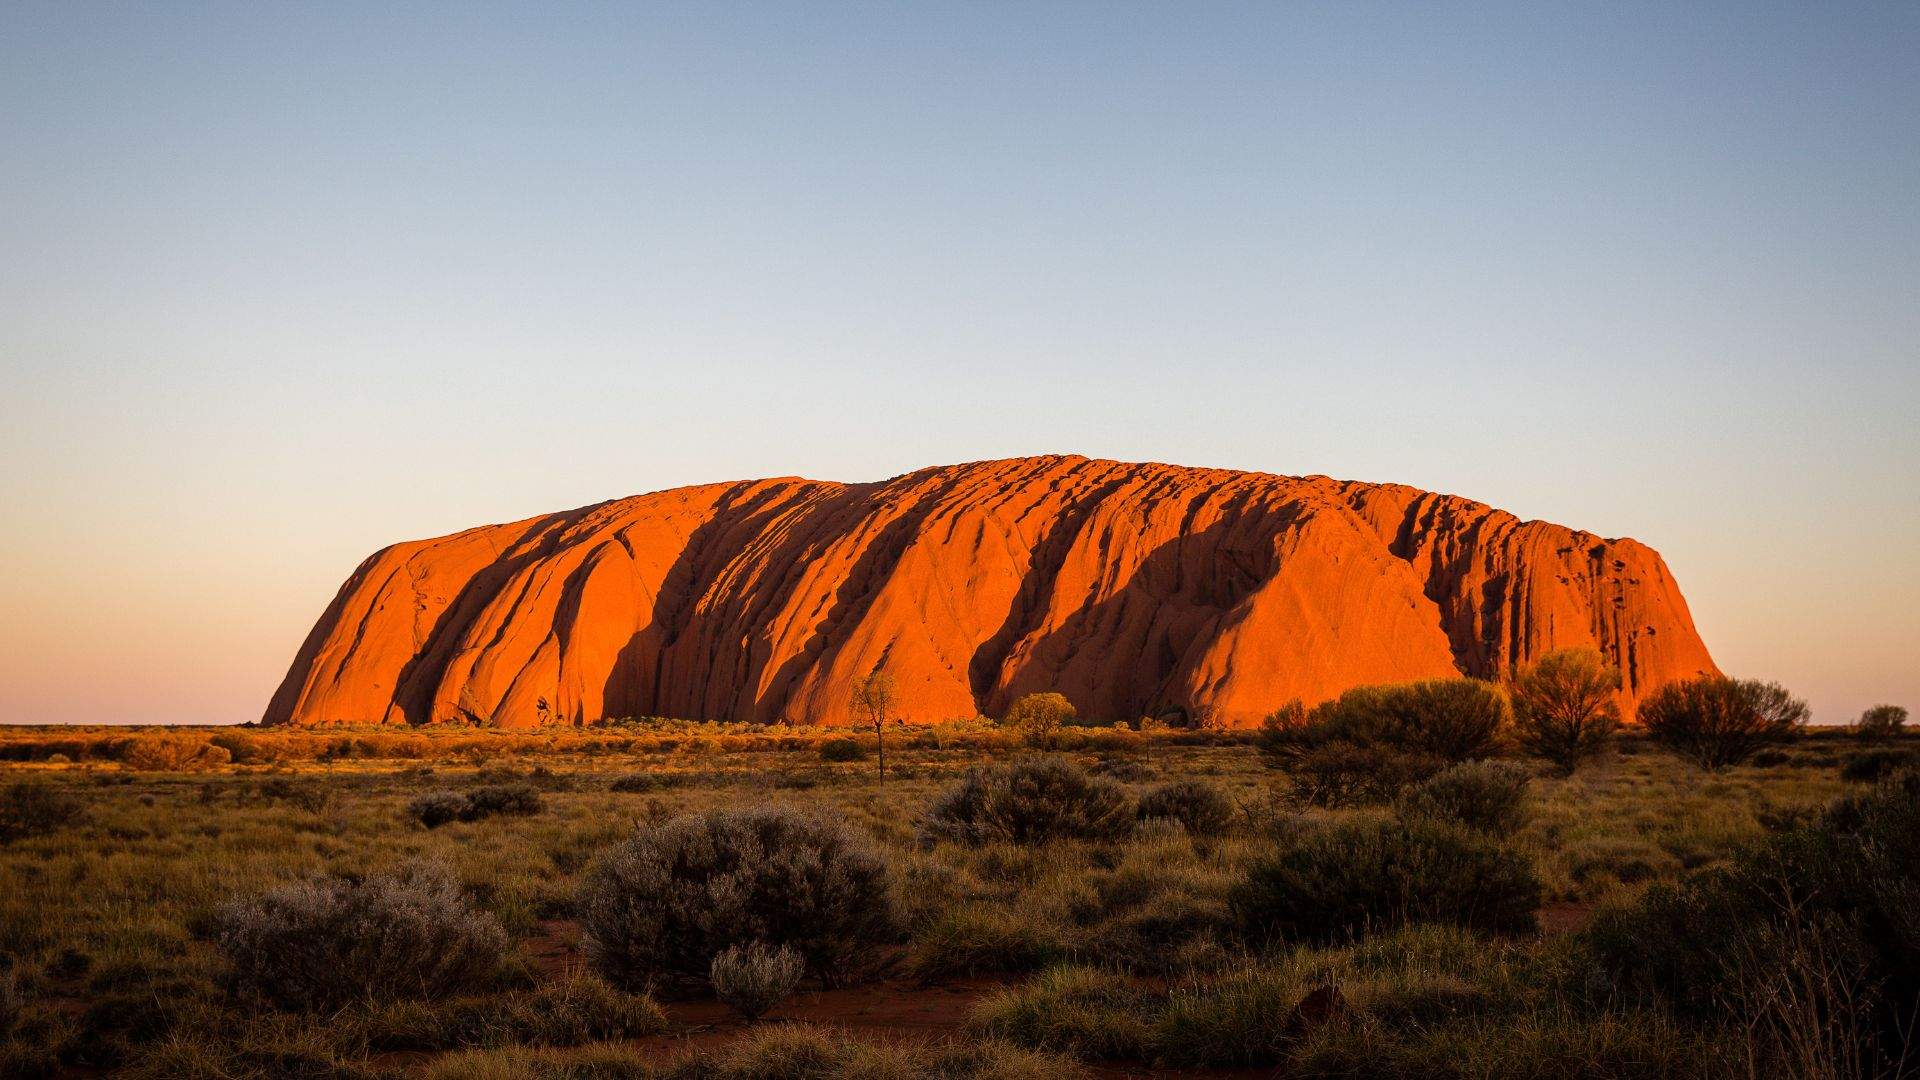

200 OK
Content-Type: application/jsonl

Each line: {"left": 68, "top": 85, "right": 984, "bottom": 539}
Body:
{"left": 517, "top": 921, "right": 1294, "bottom": 1076}
{"left": 1538, "top": 900, "right": 1597, "bottom": 936}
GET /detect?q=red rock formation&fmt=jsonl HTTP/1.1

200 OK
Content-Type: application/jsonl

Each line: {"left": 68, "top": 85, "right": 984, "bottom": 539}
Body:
{"left": 263, "top": 456, "right": 1716, "bottom": 729}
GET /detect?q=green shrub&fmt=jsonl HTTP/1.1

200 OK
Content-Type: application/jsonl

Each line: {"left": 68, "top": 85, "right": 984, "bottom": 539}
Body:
{"left": 1855, "top": 704, "right": 1909, "bottom": 742}
{"left": 1135, "top": 779, "right": 1235, "bottom": 836}
{"left": 1508, "top": 648, "right": 1621, "bottom": 774}
{"left": 1284, "top": 679, "right": 1511, "bottom": 760}
{"left": 1232, "top": 817, "right": 1541, "bottom": 944}
{"left": 1258, "top": 680, "right": 1510, "bottom": 805}
{"left": 920, "top": 757, "right": 1134, "bottom": 845}
{"left": 215, "top": 860, "right": 508, "bottom": 1010}
{"left": 1274, "top": 741, "right": 1441, "bottom": 807}
{"left": 1636, "top": 675, "right": 1808, "bottom": 770}
{"left": 0, "top": 781, "right": 85, "bottom": 844}
{"left": 819, "top": 737, "right": 866, "bottom": 763}
{"left": 1394, "top": 761, "right": 1531, "bottom": 834}
{"left": 577, "top": 806, "right": 896, "bottom": 991}
{"left": 1002, "top": 692, "right": 1077, "bottom": 748}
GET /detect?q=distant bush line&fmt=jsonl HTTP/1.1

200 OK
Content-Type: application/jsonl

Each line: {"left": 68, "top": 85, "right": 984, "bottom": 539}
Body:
{"left": 0, "top": 708, "right": 1896, "bottom": 773}
{"left": 0, "top": 722, "right": 1249, "bottom": 769}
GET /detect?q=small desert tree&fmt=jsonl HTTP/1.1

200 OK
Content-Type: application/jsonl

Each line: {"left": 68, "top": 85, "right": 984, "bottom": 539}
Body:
{"left": 1855, "top": 704, "right": 1909, "bottom": 743}
{"left": 1638, "top": 675, "right": 1809, "bottom": 771}
{"left": 1002, "top": 691, "right": 1076, "bottom": 748}
{"left": 1509, "top": 648, "right": 1622, "bottom": 775}
{"left": 850, "top": 668, "right": 898, "bottom": 782}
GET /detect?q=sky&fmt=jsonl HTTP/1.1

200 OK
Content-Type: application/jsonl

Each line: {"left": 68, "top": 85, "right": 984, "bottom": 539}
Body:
{"left": 1, "top": 3, "right": 1915, "bottom": 726}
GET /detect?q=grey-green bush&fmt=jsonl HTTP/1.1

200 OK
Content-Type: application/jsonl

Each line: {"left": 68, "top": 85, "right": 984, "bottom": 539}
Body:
{"left": 920, "top": 757, "right": 1134, "bottom": 845}
{"left": 578, "top": 806, "right": 896, "bottom": 991}
{"left": 409, "top": 784, "right": 544, "bottom": 828}
{"left": 1395, "top": 761, "right": 1532, "bottom": 834}
{"left": 1232, "top": 817, "right": 1541, "bottom": 944}
{"left": 1135, "top": 779, "right": 1235, "bottom": 836}
{"left": 462, "top": 782, "right": 543, "bottom": 819}
{"left": 215, "top": 860, "right": 507, "bottom": 1010}
{"left": 408, "top": 790, "right": 469, "bottom": 828}
{"left": 710, "top": 942, "right": 805, "bottom": 1021}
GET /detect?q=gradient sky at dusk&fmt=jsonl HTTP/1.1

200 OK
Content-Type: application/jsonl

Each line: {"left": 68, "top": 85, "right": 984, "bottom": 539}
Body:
{"left": 3, "top": 3, "right": 1916, "bottom": 725}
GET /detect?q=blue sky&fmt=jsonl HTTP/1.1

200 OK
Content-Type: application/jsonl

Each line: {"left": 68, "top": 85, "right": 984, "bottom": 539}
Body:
{"left": 2, "top": 3, "right": 1916, "bottom": 724}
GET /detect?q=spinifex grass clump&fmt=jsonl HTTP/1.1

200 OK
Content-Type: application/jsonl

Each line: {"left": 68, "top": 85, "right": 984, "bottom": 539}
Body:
{"left": 921, "top": 756, "right": 1134, "bottom": 845}
{"left": 973, "top": 965, "right": 1152, "bottom": 1060}
{"left": 215, "top": 860, "right": 508, "bottom": 1010}
{"left": 578, "top": 805, "right": 896, "bottom": 991}
{"left": 363, "top": 972, "right": 666, "bottom": 1051}
{"left": 677, "top": 1022, "right": 1073, "bottom": 1079}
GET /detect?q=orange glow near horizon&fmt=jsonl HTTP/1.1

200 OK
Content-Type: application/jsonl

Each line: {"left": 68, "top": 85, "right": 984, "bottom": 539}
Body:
{"left": 2, "top": 6, "right": 1915, "bottom": 727}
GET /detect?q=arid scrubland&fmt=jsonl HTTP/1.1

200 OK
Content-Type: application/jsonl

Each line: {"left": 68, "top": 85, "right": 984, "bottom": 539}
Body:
{"left": 0, "top": 707, "right": 1911, "bottom": 1079}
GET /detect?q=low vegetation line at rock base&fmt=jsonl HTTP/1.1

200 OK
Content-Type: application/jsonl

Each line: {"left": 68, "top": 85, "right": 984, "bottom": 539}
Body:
{"left": 0, "top": 685, "right": 1912, "bottom": 1079}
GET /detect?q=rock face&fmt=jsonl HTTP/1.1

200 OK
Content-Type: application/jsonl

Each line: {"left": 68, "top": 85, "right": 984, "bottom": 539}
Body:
{"left": 264, "top": 456, "right": 1717, "bottom": 729}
